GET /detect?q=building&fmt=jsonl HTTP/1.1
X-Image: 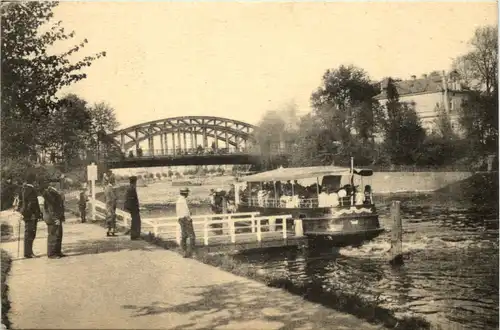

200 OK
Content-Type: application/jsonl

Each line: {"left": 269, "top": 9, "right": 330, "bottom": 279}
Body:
{"left": 375, "top": 71, "right": 471, "bottom": 136}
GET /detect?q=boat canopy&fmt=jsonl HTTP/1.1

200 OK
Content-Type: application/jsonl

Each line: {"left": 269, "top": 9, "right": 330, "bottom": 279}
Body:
{"left": 240, "top": 166, "right": 373, "bottom": 182}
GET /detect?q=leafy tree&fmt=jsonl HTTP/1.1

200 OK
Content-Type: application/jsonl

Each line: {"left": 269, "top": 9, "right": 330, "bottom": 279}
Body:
{"left": 452, "top": 25, "right": 498, "bottom": 95}
{"left": 382, "top": 78, "right": 426, "bottom": 165}
{"left": 1, "top": 1, "right": 106, "bottom": 160}
{"left": 45, "top": 94, "right": 93, "bottom": 168}
{"left": 90, "top": 102, "right": 119, "bottom": 134}
{"left": 310, "top": 65, "right": 382, "bottom": 145}
{"left": 458, "top": 90, "right": 498, "bottom": 155}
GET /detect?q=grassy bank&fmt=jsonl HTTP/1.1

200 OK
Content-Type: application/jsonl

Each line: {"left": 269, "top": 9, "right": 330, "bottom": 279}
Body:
{"left": 1, "top": 249, "right": 12, "bottom": 329}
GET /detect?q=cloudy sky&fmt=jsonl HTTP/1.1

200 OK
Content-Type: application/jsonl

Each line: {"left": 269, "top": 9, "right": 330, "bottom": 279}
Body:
{"left": 53, "top": 1, "right": 497, "bottom": 129}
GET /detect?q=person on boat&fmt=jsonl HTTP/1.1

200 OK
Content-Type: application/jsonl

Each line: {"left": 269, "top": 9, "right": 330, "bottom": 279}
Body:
{"left": 363, "top": 185, "right": 373, "bottom": 205}
{"left": 176, "top": 188, "right": 196, "bottom": 258}
{"left": 329, "top": 191, "right": 340, "bottom": 207}
{"left": 354, "top": 186, "right": 365, "bottom": 205}
{"left": 318, "top": 186, "right": 329, "bottom": 207}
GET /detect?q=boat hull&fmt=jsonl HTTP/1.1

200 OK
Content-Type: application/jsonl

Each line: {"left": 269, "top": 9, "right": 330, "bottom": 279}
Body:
{"left": 236, "top": 204, "right": 384, "bottom": 247}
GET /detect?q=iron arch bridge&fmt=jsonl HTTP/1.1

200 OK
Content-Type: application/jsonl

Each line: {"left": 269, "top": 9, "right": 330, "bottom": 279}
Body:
{"left": 103, "top": 116, "right": 270, "bottom": 168}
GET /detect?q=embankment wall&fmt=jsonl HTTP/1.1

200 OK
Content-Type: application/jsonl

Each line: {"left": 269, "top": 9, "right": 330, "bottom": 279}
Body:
{"left": 370, "top": 172, "right": 474, "bottom": 194}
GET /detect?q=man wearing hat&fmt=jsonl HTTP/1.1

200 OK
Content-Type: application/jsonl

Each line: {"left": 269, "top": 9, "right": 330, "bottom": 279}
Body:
{"left": 124, "top": 176, "right": 141, "bottom": 240}
{"left": 42, "top": 179, "right": 66, "bottom": 259}
{"left": 19, "top": 173, "right": 42, "bottom": 258}
{"left": 176, "top": 187, "right": 195, "bottom": 257}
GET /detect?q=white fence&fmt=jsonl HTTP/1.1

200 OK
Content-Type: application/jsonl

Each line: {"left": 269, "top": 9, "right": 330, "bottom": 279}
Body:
{"left": 92, "top": 200, "right": 297, "bottom": 246}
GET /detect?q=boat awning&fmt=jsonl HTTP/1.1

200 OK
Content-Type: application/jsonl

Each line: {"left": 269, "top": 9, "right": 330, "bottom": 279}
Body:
{"left": 240, "top": 166, "right": 373, "bottom": 182}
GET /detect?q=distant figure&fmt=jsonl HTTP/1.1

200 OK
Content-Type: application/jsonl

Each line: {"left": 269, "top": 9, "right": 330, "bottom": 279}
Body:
{"left": 104, "top": 177, "right": 118, "bottom": 237}
{"left": 19, "top": 173, "right": 42, "bottom": 259}
{"left": 124, "top": 176, "right": 141, "bottom": 240}
{"left": 364, "top": 185, "right": 373, "bottom": 205}
{"left": 176, "top": 188, "right": 195, "bottom": 258}
{"left": 355, "top": 187, "right": 364, "bottom": 206}
{"left": 42, "top": 180, "right": 66, "bottom": 259}
{"left": 78, "top": 188, "right": 89, "bottom": 223}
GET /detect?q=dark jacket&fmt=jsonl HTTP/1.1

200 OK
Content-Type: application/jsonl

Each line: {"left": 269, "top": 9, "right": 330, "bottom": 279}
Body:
{"left": 19, "top": 184, "right": 42, "bottom": 220}
{"left": 42, "top": 187, "right": 65, "bottom": 224}
{"left": 124, "top": 185, "right": 140, "bottom": 214}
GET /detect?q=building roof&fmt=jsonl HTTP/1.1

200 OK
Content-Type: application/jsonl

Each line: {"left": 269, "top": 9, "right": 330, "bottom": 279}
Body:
{"left": 375, "top": 75, "right": 446, "bottom": 100}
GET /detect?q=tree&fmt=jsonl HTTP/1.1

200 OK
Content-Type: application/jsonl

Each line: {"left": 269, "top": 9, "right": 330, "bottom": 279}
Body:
{"left": 453, "top": 25, "right": 498, "bottom": 95}
{"left": 90, "top": 102, "right": 119, "bottom": 134}
{"left": 45, "top": 94, "right": 93, "bottom": 167}
{"left": 310, "top": 65, "right": 382, "bottom": 145}
{"left": 458, "top": 90, "right": 498, "bottom": 155}
{"left": 1, "top": 1, "right": 106, "bottom": 160}
{"left": 382, "top": 78, "right": 426, "bottom": 165}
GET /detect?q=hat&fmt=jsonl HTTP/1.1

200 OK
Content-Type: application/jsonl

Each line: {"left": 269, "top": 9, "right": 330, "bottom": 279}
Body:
{"left": 216, "top": 188, "right": 222, "bottom": 193}
{"left": 180, "top": 188, "right": 190, "bottom": 194}
{"left": 129, "top": 175, "right": 138, "bottom": 183}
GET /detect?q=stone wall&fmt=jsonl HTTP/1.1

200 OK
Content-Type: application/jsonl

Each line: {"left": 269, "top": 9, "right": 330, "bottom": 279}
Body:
{"left": 368, "top": 172, "right": 474, "bottom": 194}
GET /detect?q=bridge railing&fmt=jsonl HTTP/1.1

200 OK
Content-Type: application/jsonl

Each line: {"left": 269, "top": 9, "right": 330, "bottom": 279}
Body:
{"left": 125, "top": 147, "right": 253, "bottom": 158}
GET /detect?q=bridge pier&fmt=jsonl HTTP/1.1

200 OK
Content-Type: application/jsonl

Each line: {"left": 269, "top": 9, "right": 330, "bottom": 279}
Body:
{"left": 160, "top": 134, "right": 164, "bottom": 155}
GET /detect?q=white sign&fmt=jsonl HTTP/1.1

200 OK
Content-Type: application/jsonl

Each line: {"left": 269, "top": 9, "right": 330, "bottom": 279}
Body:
{"left": 87, "top": 164, "right": 98, "bottom": 181}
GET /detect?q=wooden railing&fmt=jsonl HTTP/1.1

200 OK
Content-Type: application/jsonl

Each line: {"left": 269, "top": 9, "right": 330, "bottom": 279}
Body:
{"left": 91, "top": 200, "right": 295, "bottom": 246}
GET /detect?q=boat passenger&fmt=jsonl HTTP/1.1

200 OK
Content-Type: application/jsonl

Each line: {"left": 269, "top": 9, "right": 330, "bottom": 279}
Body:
{"left": 328, "top": 191, "right": 340, "bottom": 207}
{"left": 364, "top": 185, "right": 372, "bottom": 205}
{"left": 354, "top": 186, "right": 364, "bottom": 205}
{"left": 318, "top": 186, "right": 329, "bottom": 207}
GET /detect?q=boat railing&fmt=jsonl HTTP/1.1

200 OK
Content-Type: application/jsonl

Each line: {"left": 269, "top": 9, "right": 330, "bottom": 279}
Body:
{"left": 240, "top": 194, "right": 374, "bottom": 209}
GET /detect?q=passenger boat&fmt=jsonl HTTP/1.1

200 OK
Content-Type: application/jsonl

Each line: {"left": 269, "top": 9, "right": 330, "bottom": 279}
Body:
{"left": 235, "top": 163, "right": 385, "bottom": 247}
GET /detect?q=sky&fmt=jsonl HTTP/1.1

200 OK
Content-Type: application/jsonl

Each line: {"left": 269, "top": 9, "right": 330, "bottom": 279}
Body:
{"left": 53, "top": 1, "right": 498, "bottom": 130}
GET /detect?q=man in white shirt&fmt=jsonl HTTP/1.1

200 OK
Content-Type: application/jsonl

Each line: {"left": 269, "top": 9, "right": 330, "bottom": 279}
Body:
{"left": 176, "top": 188, "right": 195, "bottom": 257}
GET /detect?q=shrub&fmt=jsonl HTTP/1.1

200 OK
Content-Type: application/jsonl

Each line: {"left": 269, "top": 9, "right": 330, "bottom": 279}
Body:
{"left": 1, "top": 249, "right": 12, "bottom": 329}
{"left": 161, "top": 172, "right": 168, "bottom": 177}
{"left": 156, "top": 173, "right": 162, "bottom": 179}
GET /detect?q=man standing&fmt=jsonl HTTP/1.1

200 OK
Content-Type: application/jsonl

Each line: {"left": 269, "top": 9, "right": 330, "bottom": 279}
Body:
{"left": 124, "top": 176, "right": 141, "bottom": 240}
{"left": 78, "top": 187, "right": 89, "bottom": 223}
{"left": 19, "top": 173, "right": 42, "bottom": 258}
{"left": 42, "top": 180, "right": 66, "bottom": 259}
{"left": 176, "top": 188, "right": 195, "bottom": 258}
{"left": 104, "top": 177, "right": 118, "bottom": 237}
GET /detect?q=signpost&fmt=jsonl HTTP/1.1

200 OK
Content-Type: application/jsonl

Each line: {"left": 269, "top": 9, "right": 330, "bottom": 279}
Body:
{"left": 87, "top": 163, "right": 98, "bottom": 221}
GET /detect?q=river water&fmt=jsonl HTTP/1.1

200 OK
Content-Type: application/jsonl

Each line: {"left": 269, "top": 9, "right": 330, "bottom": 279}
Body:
{"left": 140, "top": 192, "right": 498, "bottom": 330}
{"left": 232, "top": 201, "right": 499, "bottom": 330}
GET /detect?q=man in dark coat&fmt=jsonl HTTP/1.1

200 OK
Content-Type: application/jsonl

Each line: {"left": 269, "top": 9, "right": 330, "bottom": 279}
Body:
{"left": 124, "top": 176, "right": 141, "bottom": 240}
{"left": 18, "top": 173, "right": 42, "bottom": 258}
{"left": 42, "top": 181, "right": 66, "bottom": 259}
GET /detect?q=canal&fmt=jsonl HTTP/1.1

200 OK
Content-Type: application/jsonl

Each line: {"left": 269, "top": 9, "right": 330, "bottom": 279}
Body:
{"left": 136, "top": 186, "right": 498, "bottom": 330}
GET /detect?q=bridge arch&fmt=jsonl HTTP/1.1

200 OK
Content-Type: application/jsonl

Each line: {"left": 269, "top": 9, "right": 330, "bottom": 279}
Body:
{"left": 108, "top": 116, "right": 257, "bottom": 155}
